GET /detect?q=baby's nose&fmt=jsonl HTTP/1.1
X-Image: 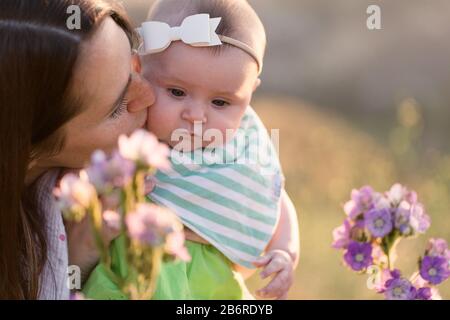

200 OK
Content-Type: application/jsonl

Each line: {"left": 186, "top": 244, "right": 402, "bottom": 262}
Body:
{"left": 182, "top": 105, "right": 207, "bottom": 124}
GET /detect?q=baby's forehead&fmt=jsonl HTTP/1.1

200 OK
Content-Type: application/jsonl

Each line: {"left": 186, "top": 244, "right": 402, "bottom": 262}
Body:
{"left": 153, "top": 44, "right": 258, "bottom": 94}
{"left": 147, "top": 42, "right": 258, "bottom": 92}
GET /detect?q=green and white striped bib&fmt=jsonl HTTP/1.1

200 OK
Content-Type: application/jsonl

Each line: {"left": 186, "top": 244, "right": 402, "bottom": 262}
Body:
{"left": 148, "top": 107, "right": 284, "bottom": 268}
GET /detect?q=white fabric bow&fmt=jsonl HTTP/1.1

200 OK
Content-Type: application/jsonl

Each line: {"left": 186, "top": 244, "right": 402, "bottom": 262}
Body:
{"left": 137, "top": 14, "right": 222, "bottom": 55}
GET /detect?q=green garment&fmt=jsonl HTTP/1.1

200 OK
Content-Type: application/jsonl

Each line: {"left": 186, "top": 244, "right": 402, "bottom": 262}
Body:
{"left": 82, "top": 239, "right": 244, "bottom": 300}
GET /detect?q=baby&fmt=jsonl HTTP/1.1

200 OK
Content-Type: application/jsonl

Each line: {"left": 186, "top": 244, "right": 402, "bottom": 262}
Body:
{"left": 140, "top": 0, "right": 300, "bottom": 300}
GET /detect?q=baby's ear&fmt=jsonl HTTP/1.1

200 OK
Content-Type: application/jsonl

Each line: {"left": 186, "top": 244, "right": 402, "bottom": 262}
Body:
{"left": 132, "top": 52, "right": 142, "bottom": 74}
{"left": 253, "top": 78, "right": 262, "bottom": 92}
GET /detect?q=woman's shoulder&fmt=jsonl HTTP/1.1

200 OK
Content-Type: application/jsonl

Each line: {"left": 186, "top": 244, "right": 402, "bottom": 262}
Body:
{"left": 33, "top": 169, "right": 70, "bottom": 300}
{"left": 34, "top": 169, "right": 61, "bottom": 197}
{"left": 32, "top": 169, "right": 62, "bottom": 217}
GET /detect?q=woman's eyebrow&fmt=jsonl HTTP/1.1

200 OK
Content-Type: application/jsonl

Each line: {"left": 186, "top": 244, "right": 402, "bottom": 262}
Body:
{"left": 105, "top": 74, "right": 132, "bottom": 117}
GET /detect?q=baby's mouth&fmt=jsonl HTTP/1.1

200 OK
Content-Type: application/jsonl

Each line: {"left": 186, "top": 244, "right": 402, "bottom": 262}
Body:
{"left": 190, "top": 132, "right": 202, "bottom": 139}
{"left": 181, "top": 131, "right": 202, "bottom": 139}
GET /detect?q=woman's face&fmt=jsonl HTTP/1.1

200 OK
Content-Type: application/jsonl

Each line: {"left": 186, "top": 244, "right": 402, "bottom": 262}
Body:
{"left": 47, "top": 17, "right": 155, "bottom": 169}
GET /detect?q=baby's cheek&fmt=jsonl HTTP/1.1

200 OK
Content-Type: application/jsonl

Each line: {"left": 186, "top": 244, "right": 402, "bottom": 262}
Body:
{"left": 146, "top": 106, "right": 164, "bottom": 134}
{"left": 146, "top": 89, "right": 164, "bottom": 130}
{"left": 147, "top": 102, "right": 175, "bottom": 140}
{"left": 221, "top": 116, "right": 241, "bottom": 136}
{"left": 146, "top": 105, "right": 155, "bottom": 131}
{"left": 212, "top": 125, "right": 236, "bottom": 145}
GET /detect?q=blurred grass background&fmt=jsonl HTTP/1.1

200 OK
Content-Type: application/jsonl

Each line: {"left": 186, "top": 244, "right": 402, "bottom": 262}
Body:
{"left": 122, "top": 0, "right": 450, "bottom": 299}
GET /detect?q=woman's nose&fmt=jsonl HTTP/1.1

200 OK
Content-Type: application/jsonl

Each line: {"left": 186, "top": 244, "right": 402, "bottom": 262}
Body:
{"left": 181, "top": 104, "right": 207, "bottom": 124}
{"left": 126, "top": 72, "right": 155, "bottom": 113}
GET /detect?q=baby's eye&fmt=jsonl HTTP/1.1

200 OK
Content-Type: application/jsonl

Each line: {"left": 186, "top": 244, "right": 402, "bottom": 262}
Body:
{"left": 212, "top": 99, "right": 229, "bottom": 108}
{"left": 168, "top": 88, "right": 186, "bottom": 98}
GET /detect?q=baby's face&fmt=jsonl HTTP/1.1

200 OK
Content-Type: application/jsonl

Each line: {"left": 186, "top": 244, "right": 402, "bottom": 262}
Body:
{"left": 142, "top": 42, "right": 260, "bottom": 151}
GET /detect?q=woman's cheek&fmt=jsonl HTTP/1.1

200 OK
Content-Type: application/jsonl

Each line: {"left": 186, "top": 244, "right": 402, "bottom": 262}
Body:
{"left": 124, "top": 110, "right": 147, "bottom": 133}
{"left": 101, "top": 116, "right": 138, "bottom": 148}
{"left": 90, "top": 124, "right": 121, "bottom": 153}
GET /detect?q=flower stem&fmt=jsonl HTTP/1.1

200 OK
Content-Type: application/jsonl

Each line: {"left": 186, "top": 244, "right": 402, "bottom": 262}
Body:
{"left": 89, "top": 200, "right": 110, "bottom": 267}
{"left": 410, "top": 271, "right": 420, "bottom": 284}
{"left": 382, "top": 231, "right": 401, "bottom": 270}
{"left": 141, "top": 247, "right": 163, "bottom": 300}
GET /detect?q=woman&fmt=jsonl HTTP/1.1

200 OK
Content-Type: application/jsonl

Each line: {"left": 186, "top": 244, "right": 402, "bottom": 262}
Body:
{"left": 1, "top": 0, "right": 299, "bottom": 300}
{"left": 0, "top": 0, "right": 155, "bottom": 299}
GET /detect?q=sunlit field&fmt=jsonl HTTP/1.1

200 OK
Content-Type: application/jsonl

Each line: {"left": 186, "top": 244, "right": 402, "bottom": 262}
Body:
{"left": 247, "top": 96, "right": 450, "bottom": 299}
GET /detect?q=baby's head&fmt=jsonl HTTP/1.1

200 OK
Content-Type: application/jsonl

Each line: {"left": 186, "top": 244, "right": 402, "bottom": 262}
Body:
{"left": 141, "top": 0, "right": 266, "bottom": 151}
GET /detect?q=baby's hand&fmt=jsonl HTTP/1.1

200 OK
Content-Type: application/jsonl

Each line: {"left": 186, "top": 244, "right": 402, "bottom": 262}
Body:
{"left": 253, "top": 250, "right": 294, "bottom": 300}
{"left": 144, "top": 175, "right": 157, "bottom": 195}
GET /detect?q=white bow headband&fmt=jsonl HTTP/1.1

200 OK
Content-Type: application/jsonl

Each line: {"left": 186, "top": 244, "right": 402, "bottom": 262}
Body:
{"left": 136, "top": 14, "right": 262, "bottom": 73}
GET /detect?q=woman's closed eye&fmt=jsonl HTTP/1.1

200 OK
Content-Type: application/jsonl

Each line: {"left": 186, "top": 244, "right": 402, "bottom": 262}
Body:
{"left": 109, "top": 98, "right": 128, "bottom": 119}
{"left": 168, "top": 88, "right": 186, "bottom": 98}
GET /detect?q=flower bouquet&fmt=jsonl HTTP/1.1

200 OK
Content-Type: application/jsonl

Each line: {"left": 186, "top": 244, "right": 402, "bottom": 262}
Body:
{"left": 55, "top": 129, "right": 190, "bottom": 300}
{"left": 332, "top": 184, "right": 450, "bottom": 300}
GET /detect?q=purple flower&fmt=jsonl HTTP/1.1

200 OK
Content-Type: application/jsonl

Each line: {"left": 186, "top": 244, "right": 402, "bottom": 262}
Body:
{"left": 118, "top": 129, "right": 170, "bottom": 170}
{"left": 409, "top": 203, "right": 430, "bottom": 234}
{"left": 86, "top": 151, "right": 135, "bottom": 193}
{"left": 344, "top": 186, "right": 376, "bottom": 220}
{"left": 103, "top": 210, "right": 122, "bottom": 231}
{"left": 372, "top": 268, "right": 396, "bottom": 293}
{"left": 344, "top": 241, "right": 373, "bottom": 271}
{"left": 420, "top": 256, "right": 449, "bottom": 285}
{"left": 384, "top": 276, "right": 416, "bottom": 300}
{"left": 332, "top": 219, "right": 351, "bottom": 249}
{"left": 365, "top": 208, "right": 393, "bottom": 238}
{"left": 69, "top": 292, "right": 85, "bottom": 300}
{"left": 165, "top": 230, "right": 191, "bottom": 262}
{"left": 54, "top": 173, "right": 97, "bottom": 222}
{"left": 126, "top": 204, "right": 172, "bottom": 246}
{"left": 125, "top": 204, "right": 190, "bottom": 261}
{"left": 394, "top": 204, "right": 413, "bottom": 236}
{"left": 394, "top": 201, "right": 430, "bottom": 235}
{"left": 415, "top": 287, "right": 432, "bottom": 300}
{"left": 390, "top": 269, "right": 402, "bottom": 279}
{"left": 387, "top": 184, "right": 417, "bottom": 207}
{"left": 412, "top": 274, "right": 443, "bottom": 300}
{"left": 377, "top": 269, "right": 402, "bottom": 292}
{"left": 55, "top": 174, "right": 97, "bottom": 209}
{"left": 371, "top": 245, "right": 388, "bottom": 266}
{"left": 373, "top": 193, "right": 391, "bottom": 211}
{"left": 426, "top": 238, "right": 448, "bottom": 257}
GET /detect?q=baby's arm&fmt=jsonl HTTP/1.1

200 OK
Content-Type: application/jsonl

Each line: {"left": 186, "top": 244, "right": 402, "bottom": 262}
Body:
{"left": 252, "top": 189, "right": 300, "bottom": 299}
{"left": 233, "top": 189, "right": 299, "bottom": 281}
{"left": 265, "top": 188, "right": 300, "bottom": 266}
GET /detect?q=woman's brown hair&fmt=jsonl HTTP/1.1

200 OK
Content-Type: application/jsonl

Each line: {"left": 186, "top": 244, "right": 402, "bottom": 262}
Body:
{"left": 0, "top": 0, "right": 136, "bottom": 299}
